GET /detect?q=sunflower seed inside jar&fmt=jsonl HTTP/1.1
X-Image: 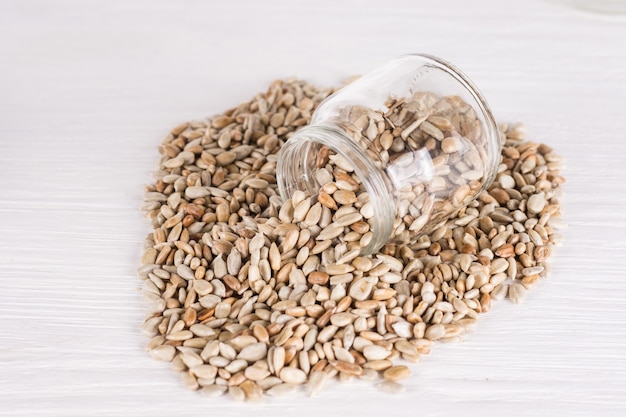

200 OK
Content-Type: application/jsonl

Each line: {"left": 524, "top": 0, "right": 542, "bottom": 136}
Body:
{"left": 277, "top": 55, "right": 504, "bottom": 256}
{"left": 140, "top": 77, "right": 565, "bottom": 400}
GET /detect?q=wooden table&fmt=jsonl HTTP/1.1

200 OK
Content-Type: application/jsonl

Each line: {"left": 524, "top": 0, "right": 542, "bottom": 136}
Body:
{"left": 1, "top": 0, "right": 625, "bottom": 415}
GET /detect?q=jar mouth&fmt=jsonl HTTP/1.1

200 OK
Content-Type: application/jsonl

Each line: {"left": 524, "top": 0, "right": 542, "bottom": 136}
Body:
{"left": 277, "top": 125, "right": 394, "bottom": 255}
{"left": 408, "top": 53, "right": 502, "bottom": 189}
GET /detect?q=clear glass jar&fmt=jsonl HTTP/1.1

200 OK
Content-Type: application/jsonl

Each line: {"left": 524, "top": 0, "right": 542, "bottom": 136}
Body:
{"left": 277, "top": 54, "right": 500, "bottom": 255}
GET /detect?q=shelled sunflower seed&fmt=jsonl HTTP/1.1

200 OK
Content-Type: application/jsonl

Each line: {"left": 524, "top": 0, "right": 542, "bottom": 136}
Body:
{"left": 139, "top": 78, "right": 565, "bottom": 400}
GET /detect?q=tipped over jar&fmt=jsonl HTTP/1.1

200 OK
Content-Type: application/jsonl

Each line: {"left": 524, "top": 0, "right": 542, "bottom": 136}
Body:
{"left": 277, "top": 54, "right": 501, "bottom": 255}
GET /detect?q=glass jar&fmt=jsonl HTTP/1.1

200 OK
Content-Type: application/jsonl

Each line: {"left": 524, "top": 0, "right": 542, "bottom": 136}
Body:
{"left": 277, "top": 54, "right": 501, "bottom": 255}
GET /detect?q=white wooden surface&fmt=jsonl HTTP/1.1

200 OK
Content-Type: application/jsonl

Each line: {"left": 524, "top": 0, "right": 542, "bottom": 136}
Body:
{"left": 1, "top": 0, "right": 626, "bottom": 415}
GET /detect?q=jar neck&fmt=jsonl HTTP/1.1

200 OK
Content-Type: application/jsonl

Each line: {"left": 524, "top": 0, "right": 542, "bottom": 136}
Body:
{"left": 277, "top": 125, "right": 394, "bottom": 255}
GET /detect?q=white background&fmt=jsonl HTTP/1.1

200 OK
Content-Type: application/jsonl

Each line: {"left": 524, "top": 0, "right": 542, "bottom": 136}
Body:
{"left": 1, "top": 0, "right": 625, "bottom": 416}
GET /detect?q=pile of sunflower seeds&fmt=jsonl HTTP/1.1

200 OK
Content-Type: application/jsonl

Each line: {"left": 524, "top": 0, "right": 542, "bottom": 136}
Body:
{"left": 139, "top": 78, "right": 565, "bottom": 401}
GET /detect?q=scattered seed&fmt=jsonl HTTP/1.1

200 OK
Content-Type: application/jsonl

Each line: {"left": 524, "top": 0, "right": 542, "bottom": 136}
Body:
{"left": 238, "top": 343, "right": 267, "bottom": 362}
{"left": 425, "top": 324, "right": 445, "bottom": 341}
{"left": 376, "top": 381, "right": 406, "bottom": 395}
{"left": 266, "top": 383, "right": 298, "bottom": 397}
{"left": 240, "top": 380, "right": 263, "bottom": 400}
{"left": 150, "top": 345, "right": 176, "bottom": 362}
{"left": 383, "top": 366, "right": 411, "bottom": 382}
{"left": 509, "top": 283, "right": 527, "bottom": 305}
{"left": 527, "top": 193, "right": 546, "bottom": 214}
{"left": 279, "top": 367, "right": 307, "bottom": 385}
{"left": 363, "top": 345, "right": 391, "bottom": 361}
{"left": 200, "top": 385, "right": 227, "bottom": 397}
{"left": 228, "top": 386, "right": 245, "bottom": 402}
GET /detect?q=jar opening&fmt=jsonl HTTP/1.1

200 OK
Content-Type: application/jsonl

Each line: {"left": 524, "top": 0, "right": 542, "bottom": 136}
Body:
{"left": 277, "top": 125, "right": 395, "bottom": 255}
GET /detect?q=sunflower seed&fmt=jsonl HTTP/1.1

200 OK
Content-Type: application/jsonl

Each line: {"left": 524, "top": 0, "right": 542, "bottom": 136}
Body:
{"left": 376, "top": 381, "right": 406, "bottom": 395}
{"left": 279, "top": 367, "right": 307, "bottom": 384}
{"left": 266, "top": 383, "right": 298, "bottom": 397}
{"left": 383, "top": 365, "right": 411, "bottom": 382}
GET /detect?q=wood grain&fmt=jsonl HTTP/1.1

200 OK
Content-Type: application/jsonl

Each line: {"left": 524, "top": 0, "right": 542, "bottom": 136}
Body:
{"left": 1, "top": 0, "right": 625, "bottom": 415}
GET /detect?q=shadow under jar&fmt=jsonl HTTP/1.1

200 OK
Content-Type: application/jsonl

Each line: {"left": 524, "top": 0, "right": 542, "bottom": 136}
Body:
{"left": 277, "top": 54, "right": 501, "bottom": 255}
